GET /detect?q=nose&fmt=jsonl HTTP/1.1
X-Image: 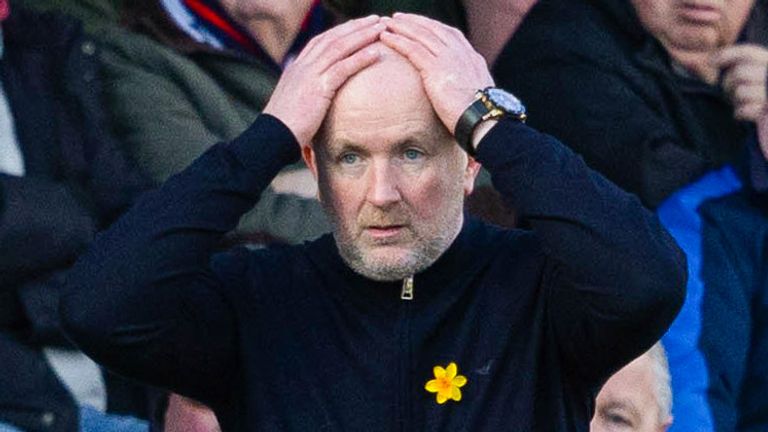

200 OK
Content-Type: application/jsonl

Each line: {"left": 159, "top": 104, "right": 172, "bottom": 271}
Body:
{"left": 366, "top": 160, "right": 402, "bottom": 208}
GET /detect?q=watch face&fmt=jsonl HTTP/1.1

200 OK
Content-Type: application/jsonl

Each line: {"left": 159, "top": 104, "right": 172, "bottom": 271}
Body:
{"left": 486, "top": 88, "right": 526, "bottom": 116}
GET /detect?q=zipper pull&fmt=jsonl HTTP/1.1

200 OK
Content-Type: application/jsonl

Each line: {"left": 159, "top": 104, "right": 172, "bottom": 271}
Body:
{"left": 401, "top": 276, "right": 414, "bottom": 301}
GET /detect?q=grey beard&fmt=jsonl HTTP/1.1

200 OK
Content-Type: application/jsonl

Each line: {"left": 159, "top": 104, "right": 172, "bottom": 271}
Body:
{"left": 335, "top": 231, "right": 451, "bottom": 282}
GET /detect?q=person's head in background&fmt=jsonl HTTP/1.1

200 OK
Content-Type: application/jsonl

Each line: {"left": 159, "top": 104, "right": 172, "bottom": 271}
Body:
{"left": 629, "top": 0, "right": 757, "bottom": 83}
{"left": 591, "top": 343, "right": 673, "bottom": 432}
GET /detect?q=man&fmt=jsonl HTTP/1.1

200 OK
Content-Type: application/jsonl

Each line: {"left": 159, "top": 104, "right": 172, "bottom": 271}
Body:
{"left": 0, "top": 1, "right": 157, "bottom": 431}
{"left": 495, "top": 0, "right": 768, "bottom": 429}
{"left": 61, "top": 14, "right": 685, "bottom": 431}
{"left": 591, "top": 343, "right": 673, "bottom": 432}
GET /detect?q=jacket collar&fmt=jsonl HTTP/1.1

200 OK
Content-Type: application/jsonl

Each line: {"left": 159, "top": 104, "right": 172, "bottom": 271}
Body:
{"left": 305, "top": 216, "right": 505, "bottom": 309}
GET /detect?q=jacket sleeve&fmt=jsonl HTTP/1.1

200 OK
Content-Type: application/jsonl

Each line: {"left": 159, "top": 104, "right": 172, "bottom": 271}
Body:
{"left": 494, "top": 60, "right": 713, "bottom": 209}
{"left": 475, "top": 119, "right": 687, "bottom": 385}
{"left": 61, "top": 114, "right": 300, "bottom": 407}
{"left": 0, "top": 175, "right": 96, "bottom": 290}
{"left": 98, "top": 29, "right": 331, "bottom": 243}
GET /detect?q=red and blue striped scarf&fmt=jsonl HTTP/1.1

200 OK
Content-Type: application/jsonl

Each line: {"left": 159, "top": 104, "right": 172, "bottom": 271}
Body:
{"left": 180, "top": 0, "right": 331, "bottom": 71}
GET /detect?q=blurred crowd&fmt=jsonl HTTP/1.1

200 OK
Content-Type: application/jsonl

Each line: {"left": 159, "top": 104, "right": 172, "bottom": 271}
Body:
{"left": 0, "top": 0, "right": 765, "bottom": 431}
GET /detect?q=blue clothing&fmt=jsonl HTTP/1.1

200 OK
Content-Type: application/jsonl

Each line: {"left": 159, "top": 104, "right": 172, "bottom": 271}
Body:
{"left": 80, "top": 406, "right": 148, "bottom": 432}
{"left": 61, "top": 115, "right": 686, "bottom": 431}
{"left": 0, "top": 422, "right": 22, "bottom": 432}
{"left": 659, "top": 157, "right": 768, "bottom": 431}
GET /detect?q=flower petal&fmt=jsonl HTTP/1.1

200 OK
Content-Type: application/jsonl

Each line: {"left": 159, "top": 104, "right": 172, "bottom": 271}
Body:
{"left": 436, "top": 393, "right": 448, "bottom": 404}
{"left": 451, "top": 386, "right": 462, "bottom": 401}
{"left": 425, "top": 380, "right": 440, "bottom": 393}
{"left": 433, "top": 366, "right": 446, "bottom": 378}
{"left": 445, "top": 362, "right": 457, "bottom": 379}
{"left": 452, "top": 375, "right": 467, "bottom": 387}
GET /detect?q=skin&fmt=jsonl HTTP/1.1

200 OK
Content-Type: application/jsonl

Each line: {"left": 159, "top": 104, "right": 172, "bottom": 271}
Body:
{"left": 631, "top": 0, "right": 767, "bottom": 126}
{"left": 164, "top": 395, "right": 221, "bottom": 432}
{"left": 590, "top": 354, "right": 672, "bottom": 432}
{"left": 461, "top": 0, "right": 538, "bottom": 65}
{"left": 218, "top": 0, "right": 314, "bottom": 63}
{"left": 0, "top": 0, "right": 8, "bottom": 21}
{"left": 263, "top": 14, "right": 494, "bottom": 280}
{"left": 310, "top": 44, "right": 479, "bottom": 280}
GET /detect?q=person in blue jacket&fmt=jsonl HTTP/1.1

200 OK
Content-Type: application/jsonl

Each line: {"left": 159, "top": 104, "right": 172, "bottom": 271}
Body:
{"left": 60, "top": 14, "right": 686, "bottom": 431}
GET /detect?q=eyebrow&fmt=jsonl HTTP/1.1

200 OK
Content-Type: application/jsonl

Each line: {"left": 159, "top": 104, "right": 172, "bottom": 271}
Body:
{"left": 328, "top": 137, "right": 424, "bottom": 155}
{"left": 599, "top": 399, "right": 641, "bottom": 421}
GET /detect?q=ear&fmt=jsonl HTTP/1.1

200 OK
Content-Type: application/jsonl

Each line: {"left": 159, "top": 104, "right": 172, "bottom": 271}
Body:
{"left": 302, "top": 145, "right": 319, "bottom": 180}
{"left": 659, "top": 415, "right": 673, "bottom": 431}
{"left": 463, "top": 156, "right": 482, "bottom": 196}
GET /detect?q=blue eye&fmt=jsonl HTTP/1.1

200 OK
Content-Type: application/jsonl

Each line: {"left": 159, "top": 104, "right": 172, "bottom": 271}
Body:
{"left": 404, "top": 149, "right": 424, "bottom": 160}
{"left": 340, "top": 153, "right": 359, "bottom": 165}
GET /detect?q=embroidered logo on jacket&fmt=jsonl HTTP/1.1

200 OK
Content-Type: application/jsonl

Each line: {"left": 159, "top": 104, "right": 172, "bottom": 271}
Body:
{"left": 425, "top": 362, "right": 467, "bottom": 404}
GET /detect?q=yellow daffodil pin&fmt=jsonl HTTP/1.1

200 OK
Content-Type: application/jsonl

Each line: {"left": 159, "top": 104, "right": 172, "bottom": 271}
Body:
{"left": 425, "top": 362, "right": 467, "bottom": 404}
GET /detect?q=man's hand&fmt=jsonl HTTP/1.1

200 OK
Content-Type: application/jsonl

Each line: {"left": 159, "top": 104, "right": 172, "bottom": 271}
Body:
{"left": 713, "top": 44, "right": 768, "bottom": 122}
{"left": 262, "top": 15, "right": 385, "bottom": 147}
{"left": 380, "top": 13, "right": 495, "bottom": 137}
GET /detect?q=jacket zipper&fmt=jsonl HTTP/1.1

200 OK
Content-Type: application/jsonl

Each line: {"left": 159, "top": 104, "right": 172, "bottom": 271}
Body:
{"left": 398, "top": 275, "right": 414, "bottom": 431}
{"left": 401, "top": 275, "right": 414, "bottom": 300}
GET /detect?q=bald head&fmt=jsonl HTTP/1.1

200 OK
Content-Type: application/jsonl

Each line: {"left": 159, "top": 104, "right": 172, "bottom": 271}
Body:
{"left": 317, "top": 43, "right": 449, "bottom": 149}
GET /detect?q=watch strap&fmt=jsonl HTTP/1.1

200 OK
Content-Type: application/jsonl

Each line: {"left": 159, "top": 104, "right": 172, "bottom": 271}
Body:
{"left": 454, "top": 98, "right": 487, "bottom": 156}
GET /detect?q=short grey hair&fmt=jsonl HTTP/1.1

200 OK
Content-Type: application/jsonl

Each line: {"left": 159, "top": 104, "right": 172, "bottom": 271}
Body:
{"left": 646, "top": 342, "right": 673, "bottom": 424}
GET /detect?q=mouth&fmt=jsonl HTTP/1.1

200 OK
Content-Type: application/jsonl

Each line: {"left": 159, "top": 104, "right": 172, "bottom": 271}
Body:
{"left": 677, "top": 2, "right": 722, "bottom": 24}
{"left": 364, "top": 225, "right": 407, "bottom": 240}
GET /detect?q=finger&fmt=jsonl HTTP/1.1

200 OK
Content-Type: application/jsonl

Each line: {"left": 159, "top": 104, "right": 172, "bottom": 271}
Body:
{"left": 322, "top": 45, "right": 382, "bottom": 96}
{"left": 307, "top": 21, "right": 386, "bottom": 71}
{"left": 733, "top": 84, "right": 765, "bottom": 105}
{"left": 734, "top": 102, "right": 765, "bottom": 121}
{"left": 392, "top": 12, "right": 469, "bottom": 47}
{"left": 379, "top": 30, "right": 436, "bottom": 73}
{"left": 712, "top": 44, "right": 768, "bottom": 69}
{"left": 298, "top": 15, "right": 380, "bottom": 62}
{"left": 385, "top": 15, "right": 446, "bottom": 55}
{"left": 722, "top": 64, "right": 766, "bottom": 93}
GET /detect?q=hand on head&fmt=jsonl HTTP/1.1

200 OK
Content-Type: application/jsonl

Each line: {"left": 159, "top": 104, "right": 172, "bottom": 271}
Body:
{"left": 379, "top": 13, "right": 495, "bottom": 135}
{"left": 262, "top": 13, "right": 494, "bottom": 149}
{"left": 262, "top": 15, "right": 385, "bottom": 147}
{"left": 712, "top": 44, "right": 768, "bottom": 122}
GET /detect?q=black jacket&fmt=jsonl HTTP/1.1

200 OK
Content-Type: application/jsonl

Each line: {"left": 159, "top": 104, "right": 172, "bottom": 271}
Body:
{"left": 62, "top": 115, "right": 686, "bottom": 431}
{"left": 0, "top": 5, "right": 151, "bottom": 431}
{"left": 493, "top": 0, "right": 750, "bottom": 208}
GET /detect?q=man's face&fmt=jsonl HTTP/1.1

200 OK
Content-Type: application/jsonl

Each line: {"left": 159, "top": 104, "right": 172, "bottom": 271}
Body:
{"left": 304, "top": 46, "right": 479, "bottom": 281}
{"left": 631, "top": 0, "right": 756, "bottom": 52}
{"left": 590, "top": 354, "right": 670, "bottom": 432}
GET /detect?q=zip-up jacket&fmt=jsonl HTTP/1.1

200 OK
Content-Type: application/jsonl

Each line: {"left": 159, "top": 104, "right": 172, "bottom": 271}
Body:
{"left": 61, "top": 114, "right": 686, "bottom": 431}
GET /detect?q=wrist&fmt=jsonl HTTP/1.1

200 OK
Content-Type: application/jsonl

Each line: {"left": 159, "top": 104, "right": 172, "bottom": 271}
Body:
{"left": 454, "top": 87, "right": 526, "bottom": 156}
{"left": 471, "top": 120, "right": 499, "bottom": 152}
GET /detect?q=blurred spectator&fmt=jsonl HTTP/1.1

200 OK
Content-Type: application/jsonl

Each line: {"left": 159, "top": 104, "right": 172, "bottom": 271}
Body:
{"left": 493, "top": 0, "right": 767, "bottom": 430}
{"left": 495, "top": 0, "right": 755, "bottom": 208}
{"left": 13, "top": 0, "right": 466, "bottom": 245}
{"left": 0, "top": 1, "right": 158, "bottom": 431}
{"left": 591, "top": 343, "right": 673, "bottom": 432}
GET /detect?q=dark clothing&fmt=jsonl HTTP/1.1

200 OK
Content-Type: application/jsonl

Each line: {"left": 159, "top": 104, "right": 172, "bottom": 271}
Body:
{"left": 494, "top": 0, "right": 749, "bottom": 209}
{"left": 62, "top": 115, "right": 685, "bottom": 431}
{"left": 0, "top": 5, "right": 152, "bottom": 431}
{"left": 496, "top": 2, "right": 766, "bottom": 429}
{"left": 657, "top": 134, "right": 768, "bottom": 431}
